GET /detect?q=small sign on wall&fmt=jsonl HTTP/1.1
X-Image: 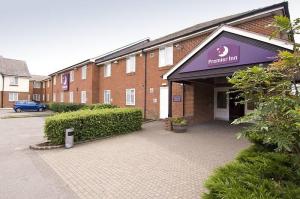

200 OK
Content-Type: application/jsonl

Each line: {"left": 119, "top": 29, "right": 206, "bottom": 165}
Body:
{"left": 172, "top": 95, "right": 182, "bottom": 102}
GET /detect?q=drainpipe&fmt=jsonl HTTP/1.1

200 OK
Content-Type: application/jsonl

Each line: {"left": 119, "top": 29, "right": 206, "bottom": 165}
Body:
{"left": 143, "top": 50, "right": 147, "bottom": 119}
{"left": 1, "top": 73, "right": 4, "bottom": 108}
{"left": 168, "top": 81, "right": 173, "bottom": 118}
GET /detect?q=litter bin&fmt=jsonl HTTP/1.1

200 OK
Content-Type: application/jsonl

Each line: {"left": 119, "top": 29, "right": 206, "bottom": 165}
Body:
{"left": 65, "top": 128, "right": 74, "bottom": 149}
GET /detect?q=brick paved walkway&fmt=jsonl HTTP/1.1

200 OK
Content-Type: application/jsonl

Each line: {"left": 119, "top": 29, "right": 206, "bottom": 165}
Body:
{"left": 38, "top": 121, "right": 249, "bottom": 199}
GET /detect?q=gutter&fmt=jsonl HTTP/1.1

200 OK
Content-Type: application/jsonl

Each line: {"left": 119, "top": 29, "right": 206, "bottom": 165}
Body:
{"left": 143, "top": 50, "right": 147, "bottom": 119}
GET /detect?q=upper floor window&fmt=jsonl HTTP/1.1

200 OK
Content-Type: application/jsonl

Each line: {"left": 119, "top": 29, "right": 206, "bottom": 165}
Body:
{"left": 104, "top": 90, "right": 111, "bottom": 104}
{"left": 43, "top": 82, "right": 45, "bottom": 88}
{"left": 60, "top": 74, "right": 63, "bottom": 84}
{"left": 10, "top": 77, "right": 18, "bottom": 86}
{"left": 104, "top": 63, "right": 111, "bottom": 77}
{"left": 53, "top": 76, "right": 56, "bottom": 85}
{"left": 33, "top": 81, "right": 41, "bottom": 88}
{"left": 47, "top": 80, "right": 50, "bottom": 88}
{"left": 126, "top": 88, "right": 135, "bottom": 106}
{"left": 159, "top": 45, "right": 173, "bottom": 67}
{"left": 126, "top": 55, "right": 136, "bottom": 73}
{"left": 70, "top": 70, "right": 74, "bottom": 82}
{"left": 82, "top": 65, "right": 87, "bottom": 80}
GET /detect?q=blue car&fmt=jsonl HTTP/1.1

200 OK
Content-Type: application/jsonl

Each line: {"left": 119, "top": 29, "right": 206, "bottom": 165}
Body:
{"left": 13, "top": 101, "right": 46, "bottom": 112}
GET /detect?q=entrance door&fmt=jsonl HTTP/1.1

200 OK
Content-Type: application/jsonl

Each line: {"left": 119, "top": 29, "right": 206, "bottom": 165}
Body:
{"left": 229, "top": 91, "right": 245, "bottom": 121}
{"left": 214, "top": 87, "right": 229, "bottom": 121}
{"left": 160, "top": 87, "right": 169, "bottom": 119}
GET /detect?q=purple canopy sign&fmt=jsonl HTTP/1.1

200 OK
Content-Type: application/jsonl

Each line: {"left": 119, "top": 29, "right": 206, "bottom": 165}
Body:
{"left": 207, "top": 44, "right": 240, "bottom": 67}
{"left": 62, "top": 73, "right": 70, "bottom": 91}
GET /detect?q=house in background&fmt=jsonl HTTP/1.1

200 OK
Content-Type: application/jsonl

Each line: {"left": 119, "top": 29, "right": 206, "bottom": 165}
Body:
{"left": 0, "top": 56, "right": 31, "bottom": 108}
{"left": 29, "top": 75, "right": 49, "bottom": 102}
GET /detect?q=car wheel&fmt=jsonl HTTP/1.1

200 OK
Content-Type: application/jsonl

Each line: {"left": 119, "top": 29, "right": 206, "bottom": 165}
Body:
{"left": 38, "top": 108, "right": 44, "bottom": 112}
{"left": 16, "top": 108, "right": 22, "bottom": 113}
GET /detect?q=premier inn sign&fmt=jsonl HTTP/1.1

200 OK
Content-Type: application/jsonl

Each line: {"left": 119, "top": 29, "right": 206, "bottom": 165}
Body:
{"left": 62, "top": 73, "right": 70, "bottom": 91}
{"left": 207, "top": 44, "right": 240, "bottom": 67}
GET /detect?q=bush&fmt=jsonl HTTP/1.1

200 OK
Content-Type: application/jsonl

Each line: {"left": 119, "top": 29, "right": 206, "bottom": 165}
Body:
{"left": 44, "top": 108, "right": 143, "bottom": 144}
{"left": 203, "top": 145, "right": 300, "bottom": 199}
{"left": 48, "top": 103, "right": 118, "bottom": 113}
{"left": 48, "top": 103, "right": 87, "bottom": 113}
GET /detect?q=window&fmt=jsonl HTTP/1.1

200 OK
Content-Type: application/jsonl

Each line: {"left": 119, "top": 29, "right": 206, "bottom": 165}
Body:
{"left": 53, "top": 93, "right": 56, "bottom": 102}
{"left": 47, "top": 80, "right": 50, "bottom": 88}
{"left": 53, "top": 76, "right": 56, "bottom": 85}
{"left": 42, "top": 94, "right": 45, "bottom": 101}
{"left": 10, "top": 77, "right": 18, "bottom": 85}
{"left": 126, "top": 55, "right": 136, "bottom": 73}
{"left": 159, "top": 45, "right": 173, "bottom": 67}
{"left": 104, "top": 90, "right": 111, "bottom": 104}
{"left": 33, "top": 94, "right": 40, "bottom": 101}
{"left": 33, "top": 82, "right": 41, "bottom": 88}
{"left": 82, "top": 65, "right": 87, "bottom": 80}
{"left": 42, "top": 82, "right": 45, "bottom": 88}
{"left": 69, "top": 91, "right": 74, "bottom": 103}
{"left": 9, "top": 92, "right": 18, "bottom": 101}
{"left": 217, "top": 91, "right": 227, "bottom": 109}
{"left": 104, "top": 63, "right": 111, "bottom": 77}
{"left": 60, "top": 74, "right": 63, "bottom": 84}
{"left": 60, "top": 92, "right": 64, "bottom": 102}
{"left": 126, "top": 89, "right": 135, "bottom": 105}
{"left": 70, "top": 70, "right": 74, "bottom": 82}
{"left": 47, "top": 94, "right": 49, "bottom": 101}
{"left": 81, "top": 91, "right": 87, "bottom": 104}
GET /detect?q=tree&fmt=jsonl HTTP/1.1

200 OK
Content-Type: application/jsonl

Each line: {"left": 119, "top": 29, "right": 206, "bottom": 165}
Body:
{"left": 228, "top": 16, "right": 300, "bottom": 154}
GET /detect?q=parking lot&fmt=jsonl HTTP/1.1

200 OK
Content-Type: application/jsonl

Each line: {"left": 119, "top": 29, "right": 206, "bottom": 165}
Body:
{"left": 0, "top": 116, "right": 249, "bottom": 199}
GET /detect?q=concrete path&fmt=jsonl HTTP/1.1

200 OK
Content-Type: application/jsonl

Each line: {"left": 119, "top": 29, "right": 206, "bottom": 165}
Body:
{"left": 38, "top": 121, "right": 249, "bottom": 199}
{"left": 0, "top": 117, "right": 77, "bottom": 199}
{"left": 0, "top": 109, "right": 54, "bottom": 119}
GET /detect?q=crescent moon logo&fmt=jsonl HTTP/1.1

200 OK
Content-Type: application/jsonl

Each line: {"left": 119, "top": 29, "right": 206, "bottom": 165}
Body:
{"left": 217, "top": 46, "right": 229, "bottom": 57}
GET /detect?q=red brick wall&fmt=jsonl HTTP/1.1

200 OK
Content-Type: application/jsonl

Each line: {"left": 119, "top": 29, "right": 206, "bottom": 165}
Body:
{"left": 98, "top": 54, "right": 146, "bottom": 113}
{"left": 2, "top": 91, "right": 29, "bottom": 108}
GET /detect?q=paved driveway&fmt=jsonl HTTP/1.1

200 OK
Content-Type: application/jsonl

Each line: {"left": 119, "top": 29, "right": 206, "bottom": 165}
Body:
{"left": 38, "top": 121, "right": 249, "bottom": 199}
{"left": 0, "top": 117, "right": 77, "bottom": 199}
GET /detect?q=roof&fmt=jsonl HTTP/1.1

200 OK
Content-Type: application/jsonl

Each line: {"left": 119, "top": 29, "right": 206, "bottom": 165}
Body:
{"left": 0, "top": 57, "right": 31, "bottom": 77}
{"left": 95, "top": 39, "right": 149, "bottom": 64}
{"left": 50, "top": 38, "right": 150, "bottom": 75}
{"left": 143, "top": 2, "right": 289, "bottom": 50}
{"left": 30, "top": 75, "right": 50, "bottom": 81}
{"left": 163, "top": 25, "right": 294, "bottom": 80}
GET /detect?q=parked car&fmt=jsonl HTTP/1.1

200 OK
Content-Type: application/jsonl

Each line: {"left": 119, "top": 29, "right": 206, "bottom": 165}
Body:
{"left": 13, "top": 101, "right": 46, "bottom": 112}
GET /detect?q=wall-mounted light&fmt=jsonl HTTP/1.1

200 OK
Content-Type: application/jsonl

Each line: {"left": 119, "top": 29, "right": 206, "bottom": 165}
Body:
{"left": 113, "top": 60, "right": 118, "bottom": 64}
{"left": 174, "top": 44, "right": 182, "bottom": 49}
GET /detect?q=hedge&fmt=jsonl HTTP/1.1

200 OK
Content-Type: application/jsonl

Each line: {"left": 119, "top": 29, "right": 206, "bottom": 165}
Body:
{"left": 203, "top": 145, "right": 300, "bottom": 199}
{"left": 44, "top": 108, "right": 143, "bottom": 144}
{"left": 47, "top": 103, "right": 118, "bottom": 113}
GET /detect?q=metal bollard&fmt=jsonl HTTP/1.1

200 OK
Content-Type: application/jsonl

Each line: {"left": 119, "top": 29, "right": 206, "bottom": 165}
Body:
{"left": 65, "top": 128, "right": 74, "bottom": 149}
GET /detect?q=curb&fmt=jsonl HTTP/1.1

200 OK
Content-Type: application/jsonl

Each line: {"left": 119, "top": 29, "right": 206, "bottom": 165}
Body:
{"left": 29, "top": 143, "right": 63, "bottom": 150}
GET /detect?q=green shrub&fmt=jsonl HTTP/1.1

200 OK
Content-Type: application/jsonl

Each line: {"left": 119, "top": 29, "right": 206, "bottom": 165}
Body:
{"left": 88, "top": 103, "right": 118, "bottom": 110}
{"left": 203, "top": 146, "right": 300, "bottom": 199}
{"left": 48, "top": 103, "right": 87, "bottom": 113}
{"left": 44, "top": 108, "right": 143, "bottom": 144}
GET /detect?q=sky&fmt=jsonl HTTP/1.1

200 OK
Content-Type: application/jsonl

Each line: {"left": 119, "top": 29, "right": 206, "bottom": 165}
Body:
{"left": 0, "top": 0, "right": 299, "bottom": 75}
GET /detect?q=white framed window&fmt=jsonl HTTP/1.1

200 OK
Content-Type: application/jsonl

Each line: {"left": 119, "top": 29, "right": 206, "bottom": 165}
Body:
{"left": 104, "top": 63, "right": 111, "bottom": 77}
{"left": 33, "top": 94, "right": 40, "bottom": 101}
{"left": 126, "top": 55, "right": 136, "bottom": 73}
{"left": 33, "top": 81, "right": 41, "bottom": 88}
{"left": 69, "top": 91, "right": 74, "bottom": 103}
{"left": 126, "top": 88, "right": 135, "bottom": 106}
{"left": 47, "top": 80, "right": 50, "bottom": 88}
{"left": 9, "top": 92, "right": 18, "bottom": 101}
{"left": 70, "top": 70, "right": 74, "bottom": 82}
{"left": 81, "top": 91, "right": 87, "bottom": 104}
{"left": 60, "top": 92, "right": 64, "bottom": 102}
{"left": 159, "top": 45, "right": 173, "bottom": 67}
{"left": 42, "top": 94, "right": 45, "bottom": 101}
{"left": 47, "top": 94, "right": 50, "bottom": 101}
{"left": 82, "top": 65, "right": 87, "bottom": 80}
{"left": 53, "top": 76, "right": 56, "bottom": 85}
{"left": 53, "top": 93, "right": 56, "bottom": 102}
{"left": 43, "top": 82, "right": 45, "bottom": 88}
{"left": 60, "top": 74, "right": 63, "bottom": 84}
{"left": 104, "top": 90, "right": 111, "bottom": 104}
{"left": 10, "top": 76, "right": 18, "bottom": 85}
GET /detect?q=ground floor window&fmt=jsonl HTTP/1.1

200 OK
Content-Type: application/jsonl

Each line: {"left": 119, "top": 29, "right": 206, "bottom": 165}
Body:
{"left": 104, "top": 90, "right": 111, "bottom": 104}
{"left": 42, "top": 94, "right": 45, "bottom": 101}
{"left": 81, "top": 91, "right": 87, "bottom": 104}
{"left": 60, "top": 92, "right": 64, "bottom": 102}
{"left": 9, "top": 92, "right": 18, "bottom": 102}
{"left": 69, "top": 91, "right": 74, "bottom": 103}
{"left": 53, "top": 93, "right": 56, "bottom": 102}
{"left": 47, "top": 94, "right": 49, "bottom": 101}
{"left": 33, "top": 94, "right": 40, "bottom": 101}
{"left": 126, "top": 88, "right": 135, "bottom": 105}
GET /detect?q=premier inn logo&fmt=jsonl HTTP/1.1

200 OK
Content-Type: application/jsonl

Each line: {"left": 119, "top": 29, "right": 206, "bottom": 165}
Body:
{"left": 207, "top": 44, "right": 240, "bottom": 67}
